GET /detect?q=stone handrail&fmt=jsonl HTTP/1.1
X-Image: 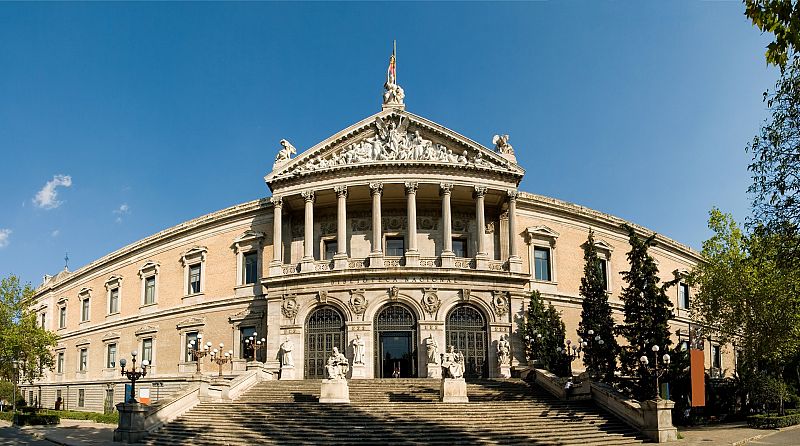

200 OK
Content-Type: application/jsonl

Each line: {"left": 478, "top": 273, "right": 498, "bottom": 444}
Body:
{"left": 589, "top": 381, "right": 645, "bottom": 429}
{"left": 528, "top": 368, "right": 590, "bottom": 400}
{"left": 589, "top": 381, "right": 677, "bottom": 443}
{"left": 143, "top": 382, "right": 201, "bottom": 432}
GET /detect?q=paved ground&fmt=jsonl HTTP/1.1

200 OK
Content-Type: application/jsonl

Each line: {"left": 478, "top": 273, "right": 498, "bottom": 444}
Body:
{"left": 748, "top": 425, "right": 800, "bottom": 445}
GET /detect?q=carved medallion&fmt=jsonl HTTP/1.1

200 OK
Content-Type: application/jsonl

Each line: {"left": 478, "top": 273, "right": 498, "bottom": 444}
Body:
{"left": 349, "top": 290, "right": 368, "bottom": 315}
{"left": 491, "top": 291, "right": 509, "bottom": 317}
{"left": 389, "top": 286, "right": 399, "bottom": 301}
{"left": 281, "top": 295, "right": 299, "bottom": 319}
{"left": 318, "top": 290, "right": 328, "bottom": 303}
{"left": 421, "top": 288, "right": 440, "bottom": 315}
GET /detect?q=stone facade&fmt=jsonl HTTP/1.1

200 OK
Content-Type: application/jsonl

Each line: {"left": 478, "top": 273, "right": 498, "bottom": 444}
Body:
{"left": 22, "top": 94, "right": 730, "bottom": 414}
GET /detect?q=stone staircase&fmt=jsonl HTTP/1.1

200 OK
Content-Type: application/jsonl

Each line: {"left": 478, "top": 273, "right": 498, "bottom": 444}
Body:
{"left": 143, "top": 378, "right": 649, "bottom": 445}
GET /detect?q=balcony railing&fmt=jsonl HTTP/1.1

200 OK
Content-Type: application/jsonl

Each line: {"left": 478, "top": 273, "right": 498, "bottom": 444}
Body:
{"left": 270, "top": 255, "right": 511, "bottom": 276}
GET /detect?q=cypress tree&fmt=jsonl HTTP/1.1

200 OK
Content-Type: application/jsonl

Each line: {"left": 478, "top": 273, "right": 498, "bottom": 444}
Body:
{"left": 523, "top": 290, "right": 569, "bottom": 376}
{"left": 617, "top": 224, "right": 675, "bottom": 400}
{"left": 577, "top": 229, "right": 620, "bottom": 381}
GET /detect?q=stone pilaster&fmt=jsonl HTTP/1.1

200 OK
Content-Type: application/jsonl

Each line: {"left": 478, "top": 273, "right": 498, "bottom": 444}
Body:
{"left": 369, "top": 182, "right": 384, "bottom": 268}
{"left": 507, "top": 190, "right": 522, "bottom": 272}
{"left": 300, "top": 190, "right": 316, "bottom": 273}
{"left": 334, "top": 186, "right": 349, "bottom": 270}
{"left": 404, "top": 182, "right": 420, "bottom": 267}
{"left": 269, "top": 196, "right": 284, "bottom": 277}
{"left": 474, "top": 186, "right": 489, "bottom": 269}
{"left": 440, "top": 183, "right": 454, "bottom": 268}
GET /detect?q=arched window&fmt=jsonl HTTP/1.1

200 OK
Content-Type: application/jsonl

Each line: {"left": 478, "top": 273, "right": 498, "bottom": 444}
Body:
{"left": 446, "top": 304, "right": 488, "bottom": 379}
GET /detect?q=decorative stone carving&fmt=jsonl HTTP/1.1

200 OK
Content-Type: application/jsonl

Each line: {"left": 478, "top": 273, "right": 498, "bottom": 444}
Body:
{"left": 473, "top": 186, "right": 487, "bottom": 198}
{"left": 492, "top": 134, "right": 514, "bottom": 155}
{"left": 497, "top": 334, "right": 511, "bottom": 366}
{"left": 275, "top": 139, "right": 297, "bottom": 163}
{"left": 324, "top": 347, "right": 349, "bottom": 380}
{"left": 101, "top": 331, "right": 121, "bottom": 342}
{"left": 441, "top": 345, "right": 465, "bottom": 379}
{"left": 485, "top": 221, "right": 495, "bottom": 234}
{"left": 491, "top": 291, "right": 510, "bottom": 317}
{"left": 279, "top": 338, "right": 294, "bottom": 367}
{"left": 351, "top": 335, "right": 366, "bottom": 365}
{"left": 270, "top": 195, "right": 283, "bottom": 207}
{"left": 351, "top": 219, "right": 370, "bottom": 232}
{"left": 461, "top": 289, "right": 471, "bottom": 302}
{"left": 134, "top": 325, "right": 158, "bottom": 337}
{"left": 334, "top": 185, "right": 348, "bottom": 198}
{"left": 389, "top": 286, "right": 399, "bottom": 301}
{"left": 320, "top": 220, "right": 336, "bottom": 235}
{"left": 281, "top": 295, "right": 298, "bottom": 319}
{"left": 404, "top": 181, "right": 418, "bottom": 194}
{"left": 369, "top": 182, "right": 383, "bottom": 196}
{"left": 318, "top": 290, "right": 328, "bottom": 303}
{"left": 349, "top": 290, "right": 368, "bottom": 315}
{"left": 421, "top": 288, "right": 440, "bottom": 315}
{"left": 176, "top": 316, "right": 206, "bottom": 329}
{"left": 424, "top": 334, "right": 439, "bottom": 365}
{"left": 301, "top": 190, "right": 315, "bottom": 203}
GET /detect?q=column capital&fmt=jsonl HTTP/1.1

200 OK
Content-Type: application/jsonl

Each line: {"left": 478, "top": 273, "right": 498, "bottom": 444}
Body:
{"left": 404, "top": 182, "right": 418, "bottom": 195}
{"left": 334, "top": 185, "right": 348, "bottom": 198}
{"left": 301, "top": 190, "right": 315, "bottom": 203}
{"left": 440, "top": 183, "right": 453, "bottom": 195}
{"left": 507, "top": 189, "right": 519, "bottom": 200}
{"left": 270, "top": 196, "right": 283, "bottom": 207}
{"left": 369, "top": 182, "right": 383, "bottom": 196}
{"left": 473, "top": 186, "right": 488, "bottom": 198}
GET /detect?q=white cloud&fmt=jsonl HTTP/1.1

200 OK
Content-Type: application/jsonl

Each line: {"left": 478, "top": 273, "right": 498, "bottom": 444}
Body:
{"left": 0, "top": 229, "right": 11, "bottom": 248}
{"left": 113, "top": 203, "right": 130, "bottom": 223}
{"left": 33, "top": 174, "right": 73, "bottom": 209}
{"left": 51, "top": 229, "right": 60, "bottom": 237}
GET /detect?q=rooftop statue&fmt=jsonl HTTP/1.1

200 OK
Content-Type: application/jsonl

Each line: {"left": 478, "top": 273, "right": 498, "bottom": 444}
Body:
{"left": 492, "top": 134, "right": 514, "bottom": 155}
{"left": 275, "top": 139, "right": 297, "bottom": 164}
{"left": 383, "top": 43, "right": 404, "bottom": 107}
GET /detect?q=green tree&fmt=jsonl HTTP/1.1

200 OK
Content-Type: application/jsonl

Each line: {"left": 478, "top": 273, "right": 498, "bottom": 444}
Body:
{"left": 522, "top": 291, "right": 569, "bottom": 376}
{"left": 522, "top": 290, "right": 548, "bottom": 362}
{"left": 744, "top": 0, "right": 800, "bottom": 68}
{"left": 577, "top": 229, "right": 620, "bottom": 381}
{"left": 0, "top": 275, "right": 58, "bottom": 385}
{"left": 617, "top": 224, "right": 675, "bottom": 400}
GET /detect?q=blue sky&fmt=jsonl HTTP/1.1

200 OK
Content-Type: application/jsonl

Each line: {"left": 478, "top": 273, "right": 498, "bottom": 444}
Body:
{"left": 0, "top": 2, "right": 777, "bottom": 286}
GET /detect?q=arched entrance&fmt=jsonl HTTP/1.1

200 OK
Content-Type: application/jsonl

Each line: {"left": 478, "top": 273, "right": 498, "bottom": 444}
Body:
{"left": 446, "top": 304, "right": 488, "bottom": 379}
{"left": 305, "top": 306, "right": 345, "bottom": 379}
{"left": 374, "top": 303, "right": 417, "bottom": 378}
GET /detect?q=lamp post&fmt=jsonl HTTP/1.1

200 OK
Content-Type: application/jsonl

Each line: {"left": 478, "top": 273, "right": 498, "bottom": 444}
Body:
{"left": 244, "top": 332, "right": 267, "bottom": 362}
{"left": 188, "top": 334, "right": 212, "bottom": 374}
{"left": 581, "top": 329, "right": 606, "bottom": 377}
{"left": 119, "top": 351, "right": 150, "bottom": 403}
{"left": 152, "top": 382, "right": 164, "bottom": 402}
{"left": 11, "top": 359, "right": 18, "bottom": 415}
{"left": 639, "top": 345, "right": 671, "bottom": 400}
{"left": 523, "top": 330, "right": 544, "bottom": 362}
{"left": 209, "top": 343, "right": 234, "bottom": 378}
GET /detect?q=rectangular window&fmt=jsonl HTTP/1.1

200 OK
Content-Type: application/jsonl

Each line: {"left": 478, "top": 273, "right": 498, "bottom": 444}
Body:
{"left": 41, "top": 313, "right": 46, "bottom": 329}
{"left": 185, "top": 332, "right": 199, "bottom": 362}
{"left": 386, "top": 237, "right": 404, "bottom": 256}
{"left": 323, "top": 240, "right": 337, "bottom": 261}
{"left": 452, "top": 238, "right": 468, "bottom": 258}
{"left": 57, "top": 352, "right": 64, "bottom": 373}
{"left": 109, "top": 288, "right": 119, "bottom": 314}
{"left": 679, "top": 283, "right": 690, "bottom": 309}
{"left": 189, "top": 264, "right": 201, "bottom": 294}
{"left": 240, "top": 326, "right": 256, "bottom": 360}
{"left": 107, "top": 343, "right": 117, "bottom": 369}
{"left": 79, "top": 348, "right": 88, "bottom": 372}
{"left": 712, "top": 345, "right": 721, "bottom": 369}
{"left": 533, "top": 247, "right": 551, "bottom": 281}
{"left": 59, "top": 306, "right": 66, "bottom": 328}
{"left": 144, "top": 277, "right": 156, "bottom": 305}
{"left": 81, "top": 298, "right": 90, "bottom": 322}
{"left": 598, "top": 259, "right": 609, "bottom": 291}
{"left": 243, "top": 252, "right": 258, "bottom": 284}
{"left": 142, "top": 338, "right": 153, "bottom": 365}
{"left": 77, "top": 389, "right": 85, "bottom": 408}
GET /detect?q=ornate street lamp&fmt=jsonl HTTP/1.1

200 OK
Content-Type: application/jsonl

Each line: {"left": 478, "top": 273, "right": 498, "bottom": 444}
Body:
{"left": 188, "top": 334, "right": 212, "bottom": 374}
{"left": 244, "top": 332, "right": 267, "bottom": 362}
{"left": 581, "top": 329, "right": 606, "bottom": 376}
{"left": 119, "top": 351, "right": 149, "bottom": 403}
{"left": 639, "top": 344, "right": 671, "bottom": 400}
{"left": 209, "top": 343, "right": 234, "bottom": 377}
{"left": 523, "top": 330, "right": 544, "bottom": 362}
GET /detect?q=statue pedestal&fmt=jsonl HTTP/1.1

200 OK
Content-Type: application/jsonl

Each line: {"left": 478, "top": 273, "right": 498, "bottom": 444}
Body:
{"left": 351, "top": 363, "right": 367, "bottom": 379}
{"left": 427, "top": 363, "right": 442, "bottom": 379}
{"left": 320, "top": 379, "right": 350, "bottom": 403}
{"left": 642, "top": 399, "right": 678, "bottom": 443}
{"left": 440, "top": 378, "right": 468, "bottom": 403}
{"left": 279, "top": 365, "right": 296, "bottom": 380}
{"left": 113, "top": 402, "right": 148, "bottom": 443}
{"left": 498, "top": 364, "right": 511, "bottom": 378}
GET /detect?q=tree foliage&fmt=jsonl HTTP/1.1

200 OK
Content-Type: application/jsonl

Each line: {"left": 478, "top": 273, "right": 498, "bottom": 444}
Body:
{"left": 522, "top": 290, "right": 569, "bottom": 376}
{"left": 689, "top": 209, "right": 800, "bottom": 372}
{"left": 577, "top": 229, "right": 620, "bottom": 381}
{"left": 744, "top": 0, "right": 800, "bottom": 69}
{"left": 0, "top": 275, "right": 58, "bottom": 384}
{"left": 617, "top": 224, "right": 675, "bottom": 400}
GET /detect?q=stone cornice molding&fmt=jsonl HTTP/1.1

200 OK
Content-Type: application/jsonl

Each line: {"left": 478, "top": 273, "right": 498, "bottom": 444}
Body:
{"left": 135, "top": 325, "right": 159, "bottom": 337}
{"left": 104, "top": 275, "right": 123, "bottom": 290}
{"left": 228, "top": 309, "right": 264, "bottom": 324}
{"left": 101, "top": 331, "right": 121, "bottom": 342}
{"left": 524, "top": 225, "right": 560, "bottom": 244}
{"left": 179, "top": 246, "right": 208, "bottom": 266}
{"left": 176, "top": 316, "right": 206, "bottom": 330}
{"left": 138, "top": 260, "right": 160, "bottom": 279}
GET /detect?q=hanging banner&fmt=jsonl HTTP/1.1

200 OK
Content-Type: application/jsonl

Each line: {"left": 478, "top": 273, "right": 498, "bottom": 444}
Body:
{"left": 690, "top": 349, "right": 706, "bottom": 407}
{"left": 139, "top": 388, "right": 151, "bottom": 405}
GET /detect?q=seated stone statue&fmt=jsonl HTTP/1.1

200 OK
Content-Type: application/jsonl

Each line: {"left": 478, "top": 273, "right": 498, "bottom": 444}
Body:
{"left": 440, "top": 345, "right": 465, "bottom": 379}
{"left": 324, "top": 347, "right": 349, "bottom": 380}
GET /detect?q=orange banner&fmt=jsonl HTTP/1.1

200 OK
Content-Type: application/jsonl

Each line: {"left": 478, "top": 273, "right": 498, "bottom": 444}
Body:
{"left": 690, "top": 349, "right": 705, "bottom": 407}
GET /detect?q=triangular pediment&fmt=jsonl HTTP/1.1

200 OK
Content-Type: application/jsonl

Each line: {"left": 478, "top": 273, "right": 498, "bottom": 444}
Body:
{"left": 266, "top": 109, "right": 524, "bottom": 184}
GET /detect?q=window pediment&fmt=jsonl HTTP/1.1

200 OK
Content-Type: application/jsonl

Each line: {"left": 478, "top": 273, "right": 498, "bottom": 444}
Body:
{"left": 138, "top": 260, "right": 160, "bottom": 278}
{"left": 104, "top": 275, "right": 123, "bottom": 290}
{"left": 176, "top": 317, "right": 206, "bottom": 330}
{"left": 228, "top": 309, "right": 264, "bottom": 324}
{"left": 78, "top": 287, "right": 92, "bottom": 298}
{"left": 232, "top": 231, "right": 265, "bottom": 253}
{"left": 135, "top": 325, "right": 159, "bottom": 337}
{"left": 57, "top": 296, "right": 69, "bottom": 305}
{"left": 180, "top": 246, "right": 208, "bottom": 266}
{"left": 102, "top": 331, "right": 121, "bottom": 342}
{"left": 75, "top": 338, "right": 91, "bottom": 347}
{"left": 525, "top": 226, "right": 559, "bottom": 245}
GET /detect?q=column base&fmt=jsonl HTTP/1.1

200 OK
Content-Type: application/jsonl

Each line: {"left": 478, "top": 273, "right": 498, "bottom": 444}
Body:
{"left": 333, "top": 254, "right": 349, "bottom": 270}
{"left": 642, "top": 399, "right": 678, "bottom": 443}
{"left": 508, "top": 256, "right": 522, "bottom": 273}
{"left": 404, "top": 251, "right": 420, "bottom": 267}
{"left": 350, "top": 363, "right": 367, "bottom": 379}
{"left": 320, "top": 379, "right": 350, "bottom": 403}
{"left": 440, "top": 251, "right": 455, "bottom": 268}
{"left": 269, "top": 261, "right": 284, "bottom": 277}
{"left": 368, "top": 252, "right": 384, "bottom": 268}
{"left": 440, "top": 378, "right": 469, "bottom": 403}
{"left": 279, "top": 365, "right": 296, "bottom": 380}
{"left": 300, "top": 258, "right": 315, "bottom": 273}
{"left": 475, "top": 254, "right": 489, "bottom": 270}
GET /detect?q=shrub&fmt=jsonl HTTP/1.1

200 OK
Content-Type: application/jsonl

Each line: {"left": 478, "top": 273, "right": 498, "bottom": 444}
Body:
{"left": 41, "top": 409, "right": 118, "bottom": 424}
{"left": 12, "top": 413, "right": 60, "bottom": 426}
{"left": 747, "top": 410, "right": 800, "bottom": 429}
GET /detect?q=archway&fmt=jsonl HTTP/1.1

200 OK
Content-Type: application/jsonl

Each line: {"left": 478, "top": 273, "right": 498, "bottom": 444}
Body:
{"left": 446, "top": 304, "right": 488, "bottom": 379}
{"left": 305, "top": 306, "right": 345, "bottom": 379}
{"left": 374, "top": 303, "right": 418, "bottom": 378}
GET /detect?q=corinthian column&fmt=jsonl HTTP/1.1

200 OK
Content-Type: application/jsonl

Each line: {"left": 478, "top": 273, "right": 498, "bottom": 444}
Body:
{"left": 507, "top": 190, "right": 522, "bottom": 272}
{"left": 300, "top": 190, "right": 316, "bottom": 273}
{"left": 474, "top": 186, "right": 489, "bottom": 269}
{"left": 269, "top": 196, "right": 283, "bottom": 277}
{"left": 440, "top": 183, "right": 455, "bottom": 268}
{"left": 334, "top": 186, "right": 348, "bottom": 270}
{"left": 369, "top": 182, "right": 384, "bottom": 268}
{"left": 405, "top": 182, "right": 420, "bottom": 267}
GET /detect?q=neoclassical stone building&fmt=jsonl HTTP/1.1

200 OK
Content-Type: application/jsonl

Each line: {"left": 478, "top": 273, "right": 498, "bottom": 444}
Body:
{"left": 22, "top": 76, "right": 726, "bottom": 413}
